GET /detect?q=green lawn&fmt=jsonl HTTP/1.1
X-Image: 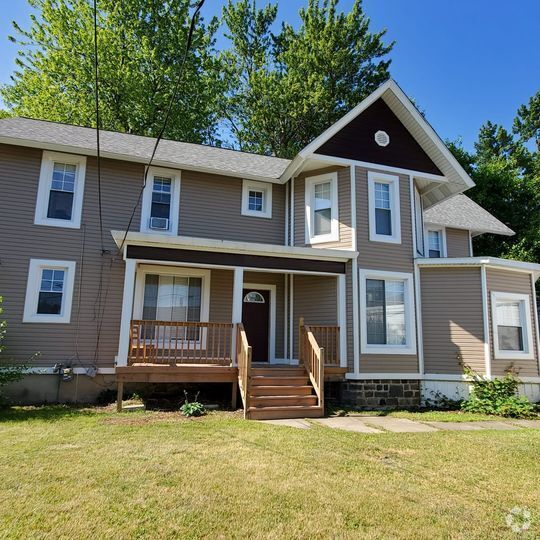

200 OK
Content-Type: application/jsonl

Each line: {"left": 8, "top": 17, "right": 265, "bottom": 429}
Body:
{"left": 1, "top": 406, "right": 539, "bottom": 539}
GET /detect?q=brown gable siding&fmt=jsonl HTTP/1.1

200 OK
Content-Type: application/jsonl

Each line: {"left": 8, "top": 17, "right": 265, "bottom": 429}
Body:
{"left": 420, "top": 267, "right": 485, "bottom": 374}
{"left": 486, "top": 268, "right": 539, "bottom": 377}
{"left": 316, "top": 99, "right": 442, "bottom": 175}
{"left": 180, "top": 170, "right": 285, "bottom": 244}
{"left": 446, "top": 228, "right": 471, "bottom": 257}
{"left": 293, "top": 166, "right": 352, "bottom": 248}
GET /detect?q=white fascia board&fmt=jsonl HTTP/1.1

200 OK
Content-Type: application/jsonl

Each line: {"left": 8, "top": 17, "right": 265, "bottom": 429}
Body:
{"left": 111, "top": 230, "right": 358, "bottom": 263}
{"left": 415, "top": 256, "right": 540, "bottom": 277}
{"left": 0, "top": 135, "right": 284, "bottom": 184}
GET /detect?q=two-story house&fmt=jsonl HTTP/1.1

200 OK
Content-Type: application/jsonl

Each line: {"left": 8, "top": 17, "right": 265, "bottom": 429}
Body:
{"left": 1, "top": 80, "right": 539, "bottom": 419}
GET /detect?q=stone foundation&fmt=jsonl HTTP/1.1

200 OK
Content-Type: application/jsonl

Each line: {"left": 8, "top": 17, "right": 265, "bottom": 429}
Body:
{"left": 340, "top": 379, "right": 421, "bottom": 409}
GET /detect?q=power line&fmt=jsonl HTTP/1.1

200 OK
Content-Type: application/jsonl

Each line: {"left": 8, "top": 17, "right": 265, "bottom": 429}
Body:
{"left": 118, "top": 0, "right": 206, "bottom": 253}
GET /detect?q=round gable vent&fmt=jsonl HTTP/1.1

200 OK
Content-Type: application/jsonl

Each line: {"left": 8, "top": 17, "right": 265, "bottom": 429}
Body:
{"left": 374, "top": 130, "right": 390, "bottom": 147}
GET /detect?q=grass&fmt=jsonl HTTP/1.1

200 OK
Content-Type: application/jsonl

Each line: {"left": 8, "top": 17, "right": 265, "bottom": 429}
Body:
{"left": 1, "top": 406, "right": 539, "bottom": 539}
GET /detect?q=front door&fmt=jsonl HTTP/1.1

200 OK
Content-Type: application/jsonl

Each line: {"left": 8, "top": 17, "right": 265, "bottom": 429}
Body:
{"left": 242, "top": 289, "right": 270, "bottom": 362}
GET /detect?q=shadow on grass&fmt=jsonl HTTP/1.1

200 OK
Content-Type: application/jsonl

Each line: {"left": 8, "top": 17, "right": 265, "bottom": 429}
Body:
{"left": 0, "top": 404, "right": 100, "bottom": 423}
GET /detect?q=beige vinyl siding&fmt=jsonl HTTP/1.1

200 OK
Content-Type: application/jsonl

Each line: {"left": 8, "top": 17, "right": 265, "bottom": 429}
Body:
{"left": 346, "top": 262, "right": 354, "bottom": 371}
{"left": 355, "top": 166, "right": 414, "bottom": 272}
{"left": 359, "top": 355, "right": 418, "bottom": 373}
{"left": 293, "top": 166, "right": 352, "bottom": 248}
{"left": 209, "top": 269, "right": 233, "bottom": 323}
{"left": 420, "top": 267, "right": 485, "bottom": 374}
{"left": 446, "top": 228, "right": 471, "bottom": 257}
{"left": 244, "top": 271, "right": 285, "bottom": 358}
{"left": 0, "top": 144, "right": 142, "bottom": 368}
{"left": 292, "top": 275, "right": 338, "bottom": 358}
{"left": 486, "top": 268, "right": 539, "bottom": 377}
{"left": 180, "top": 170, "right": 285, "bottom": 245}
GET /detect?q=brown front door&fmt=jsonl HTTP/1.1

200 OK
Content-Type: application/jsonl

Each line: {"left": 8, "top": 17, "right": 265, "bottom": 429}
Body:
{"left": 242, "top": 289, "right": 270, "bottom": 362}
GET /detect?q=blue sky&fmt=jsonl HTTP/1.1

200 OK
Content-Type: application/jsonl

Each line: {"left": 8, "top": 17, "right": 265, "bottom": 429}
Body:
{"left": 1, "top": 0, "right": 539, "bottom": 150}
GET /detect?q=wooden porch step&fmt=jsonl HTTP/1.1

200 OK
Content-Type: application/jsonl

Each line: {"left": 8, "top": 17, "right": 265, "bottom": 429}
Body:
{"left": 247, "top": 405, "right": 324, "bottom": 420}
{"left": 250, "top": 395, "right": 318, "bottom": 408}
{"left": 251, "top": 367, "right": 306, "bottom": 377}
{"left": 251, "top": 376, "right": 310, "bottom": 386}
{"left": 250, "top": 385, "right": 313, "bottom": 396}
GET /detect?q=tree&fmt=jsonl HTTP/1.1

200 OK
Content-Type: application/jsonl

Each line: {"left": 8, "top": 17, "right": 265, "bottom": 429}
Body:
{"left": 1, "top": 0, "right": 223, "bottom": 143}
{"left": 514, "top": 91, "right": 540, "bottom": 151}
{"left": 220, "top": 0, "right": 393, "bottom": 157}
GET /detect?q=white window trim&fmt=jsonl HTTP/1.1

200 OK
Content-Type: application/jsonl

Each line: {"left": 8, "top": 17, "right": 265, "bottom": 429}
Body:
{"left": 359, "top": 269, "right": 417, "bottom": 355}
{"left": 491, "top": 291, "right": 534, "bottom": 360}
{"left": 241, "top": 180, "right": 273, "bottom": 219}
{"left": 133, "top": 264, "right": 211, "bottom": 324}
{"left": 425, "top": 226, "right": 447, "bottom": 258}
{"left": 140, "top": 166, "right": 181, "bottom": 235}
{"left": 368, "top": 171, "right": 401, "bottom": 244}
{"left": 305, "top": 172, "right": 339, "bottom": 245}
{"left": 34, "top": 151, "right": 86, "bottom": 229}
{"left": 23, "top": 259, "right": 76, "bottom": 324}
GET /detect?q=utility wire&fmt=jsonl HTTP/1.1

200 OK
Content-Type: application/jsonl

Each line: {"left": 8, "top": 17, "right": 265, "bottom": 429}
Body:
{"left": 92, "top": 0, "right": 105, "bottom": 254}
{"left": 118, "top": 0, "right": 206, "bottom": 253}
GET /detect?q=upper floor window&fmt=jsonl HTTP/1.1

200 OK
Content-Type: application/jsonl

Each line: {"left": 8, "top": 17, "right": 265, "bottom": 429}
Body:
{"left": 34, "top": 151, "right": 86, "bottom": 229}
{"left": 368, "top": 171, "right": 401, "bottom": 244}
{"left": 141, "top": 167, "right": 181, "bottom": 235}
{"left": 491, "top": 292, "right": 534, "bottom": 360}
{"left": 305, "top": 172, "right": 339, "bottom": 244}
{"left": 241, "top": 180, "right": 272, "bottom": 219}
{"left": 427, "top": 229, "right": 446, "bottom": 258}
{"left": 359, "top": 269, "right": 416, "bottom": 355}
{"left": 23, "top": 259, "right": 76, "bottom": 323}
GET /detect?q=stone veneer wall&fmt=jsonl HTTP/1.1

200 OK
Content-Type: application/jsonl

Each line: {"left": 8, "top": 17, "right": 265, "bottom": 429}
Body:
{"left": 340, "top": 379, "right": 421, "bottom": 409}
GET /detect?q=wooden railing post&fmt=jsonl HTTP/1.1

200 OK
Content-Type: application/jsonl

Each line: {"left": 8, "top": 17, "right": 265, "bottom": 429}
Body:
{"left": 299, "top": 316, "right": 304, "bottom": 362}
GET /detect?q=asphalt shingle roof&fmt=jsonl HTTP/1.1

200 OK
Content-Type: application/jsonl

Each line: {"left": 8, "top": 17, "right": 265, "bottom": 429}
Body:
{"left": 0, "top": 117, "right": 291, "bottom": 180}
{"left": 424, "top": 193, "right": 514, "bottom": 236}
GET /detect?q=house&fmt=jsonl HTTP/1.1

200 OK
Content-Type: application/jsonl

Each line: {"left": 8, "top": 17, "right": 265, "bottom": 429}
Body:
{"left": 0, "top": 79, "right": 539, "bottom": 419}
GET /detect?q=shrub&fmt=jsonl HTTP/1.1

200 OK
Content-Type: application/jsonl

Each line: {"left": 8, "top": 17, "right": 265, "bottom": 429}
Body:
{"left": 461, "top": 367, "right": 536, "bottom": 418}
{"left": 180, "top": 391, "right": 205, "bottom": 417}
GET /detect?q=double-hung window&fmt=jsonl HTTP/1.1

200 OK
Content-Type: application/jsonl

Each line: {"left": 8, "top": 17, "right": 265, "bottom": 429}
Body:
{"left": 305, "top": 172, "right": 339, "bottom": 244}
{"left": 368, "top": 172, "right": 401, "bottom": 243}
{"left": 360, "top": 270, "right": 416, "bottom": 354}
{"left": 141, "top": 167, "right": 181, "bottom": 235}
{"left": 23, "top": 259, "right": 76, "bottom": 323}
{"left": 35, "top": 151, "right": 86, "bottom": 228}
{"left": 491, "top": 292, "right": 534, "bottom": 360}
{"left": 427, "top": 229, "right": 445, "bottom": 258}
{"left": 241, "top": 180, "right": 272, "bottom": 218}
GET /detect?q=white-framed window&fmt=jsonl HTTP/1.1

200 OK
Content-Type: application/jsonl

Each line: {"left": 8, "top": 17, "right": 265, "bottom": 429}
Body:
{"left": 368, "top": 171, "right": 401, "bottom": 244}
{"left": 23, "top": 259, "right": 76, "bottom": 323}
{"left": 34, "top": 151, "right": 86, "bottom": 229}
{"left": 414, "top": 186, "right": 424, "bottom": 256}
{"left": 491, "top": 292, "right": 534, "bottom": 360}
{"left": 241, "top": 180, "right": 272, "bottom": 219}
{"left": 305, "top": 172, "right": 339, "bottom": 244}
{"left": 426, "top": 228, "right": 446, "bottom": 258}
{"left": 140, "top": 167, "right": 181, "bottom": 235}
{"left": 359, "top": 269, "right": 416, "bottom": 355}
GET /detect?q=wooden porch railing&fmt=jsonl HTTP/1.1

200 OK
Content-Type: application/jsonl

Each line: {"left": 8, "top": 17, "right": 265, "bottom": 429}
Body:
{"left": 129, "top": 320, "right": 234, "bottom": 365}
{"left": 236, "top": 323, "right": 252, "bottom": 417}
{"left": 299, "top": 321, "right": 324, "bottom": 409}
{"left": 309, "top": 325, "right": 340, "bottom": 366}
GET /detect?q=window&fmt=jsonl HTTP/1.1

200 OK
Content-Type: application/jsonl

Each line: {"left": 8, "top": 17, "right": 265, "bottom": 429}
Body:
{"left": 34, "top": 151, "right": 86, "bottom": 228}
{"left": 359, "top": 269, "right": 416, "bottom": 354}
{"left": 23, "top": 259, "right": 76, "bottom": 323}
{"left": 414, "top": 186, "right": 424, "bottom": 256}
{"left": 491, "top": 292, "right": 534, "bottom": 360}
{"left": 305, "top": 172, "right": 339, "bottom": 244}
{"left": 140, "top": 167, "right": 181, "bottom": 235}
{"left": 368, "top": 172, "right": 401, "bottom": 244}
{"left": 241, "top": 180, "right": 272, "bottom": 218}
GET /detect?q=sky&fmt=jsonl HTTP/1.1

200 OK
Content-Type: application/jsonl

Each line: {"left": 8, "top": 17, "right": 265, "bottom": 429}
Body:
{"left": 0, "top": 0, "right": 539, "bottom": 151}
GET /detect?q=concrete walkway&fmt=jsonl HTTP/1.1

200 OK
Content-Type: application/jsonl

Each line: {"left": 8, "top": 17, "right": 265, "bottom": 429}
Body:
{"left": 261, "top": 416, "right": 540, "bottom": 433}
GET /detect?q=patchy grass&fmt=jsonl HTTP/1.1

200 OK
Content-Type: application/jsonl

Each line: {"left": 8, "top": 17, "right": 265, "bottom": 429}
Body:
{"left": 329, "top": 406, "right": 540, "bottom": 423}
{"left": 1, "top": 406, "right": 539, "bottom": 539}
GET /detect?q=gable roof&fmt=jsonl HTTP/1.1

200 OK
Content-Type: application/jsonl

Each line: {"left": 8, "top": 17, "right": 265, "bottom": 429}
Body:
{"left": 283, "top": 79, "right": 475, "bottom": 207}
{"left": 0, "top": 117, "right": 291, "bottom": 182}
{"left": 424, "top": 193, "right": 514, "bottom": 237}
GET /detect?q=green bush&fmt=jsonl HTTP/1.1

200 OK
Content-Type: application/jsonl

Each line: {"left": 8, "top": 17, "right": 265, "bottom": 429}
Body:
{"left": 461, "top": 368, "right": 536, "bottom": 418}
{"left": 180, "top": 391, "right": 205, "bottom": 417}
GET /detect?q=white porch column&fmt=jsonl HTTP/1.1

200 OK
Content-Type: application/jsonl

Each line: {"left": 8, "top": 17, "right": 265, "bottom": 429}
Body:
{"left": 337, "top": 274, "right": 347, "bottom": 367}
{"left": 231, "top": 267, "right": 244, "bottom": 365}
{"left": 116, "top": 258, "right": 137, "bottom": 367}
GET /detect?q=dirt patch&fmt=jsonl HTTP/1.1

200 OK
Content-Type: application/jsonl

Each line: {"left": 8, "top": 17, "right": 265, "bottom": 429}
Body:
{"left": 101, "top": 409, "right": 243, "bottom": 426}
